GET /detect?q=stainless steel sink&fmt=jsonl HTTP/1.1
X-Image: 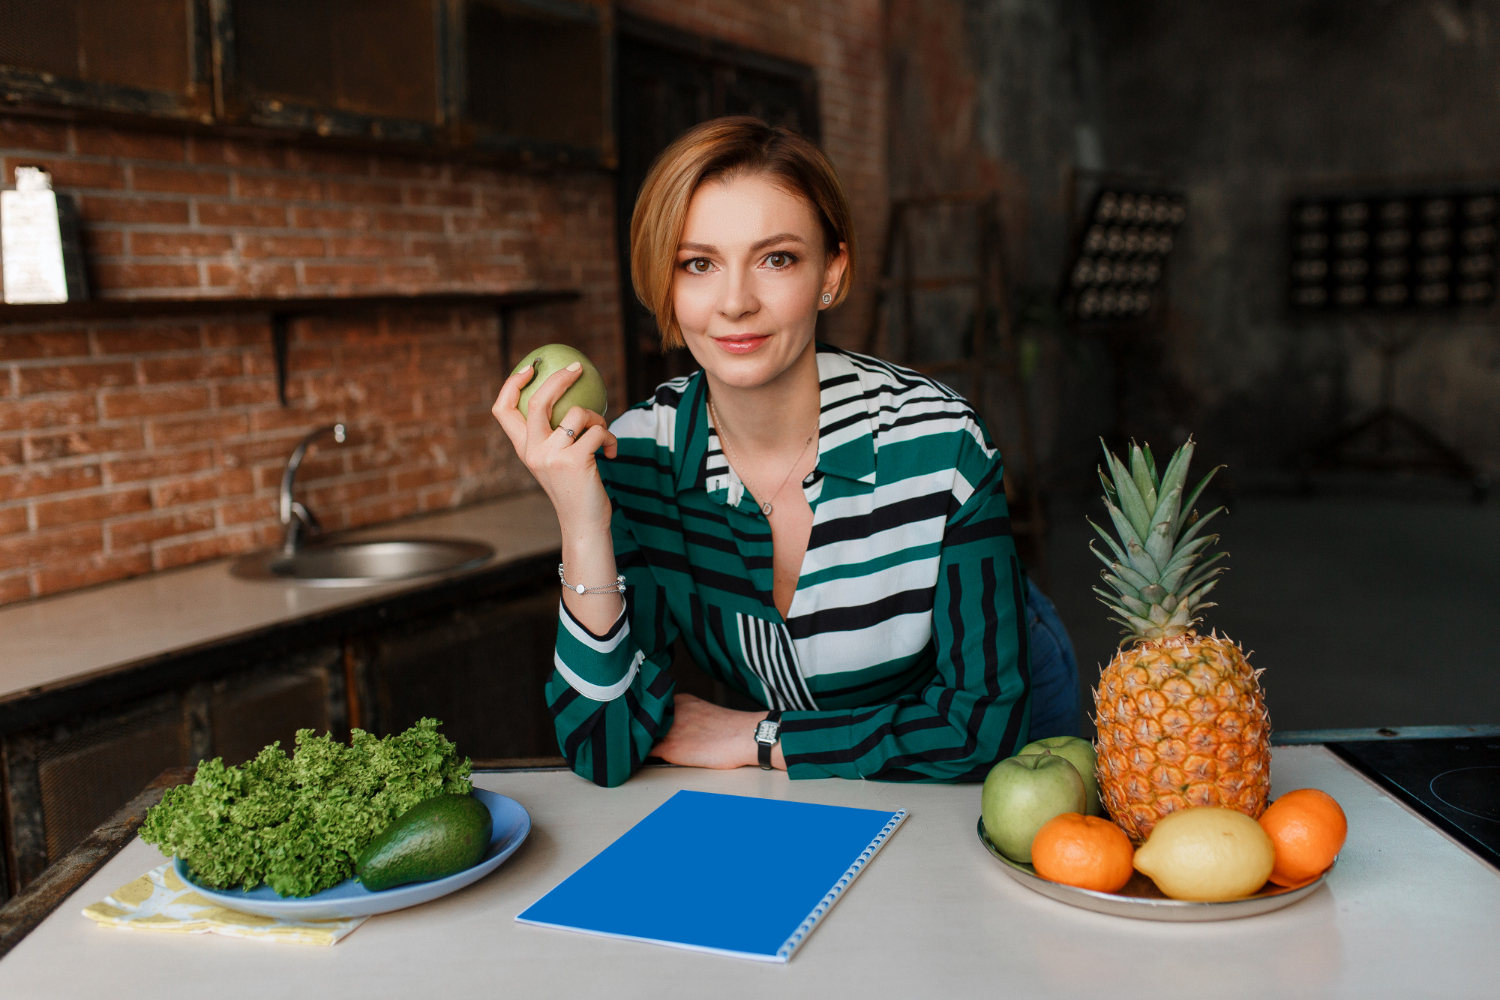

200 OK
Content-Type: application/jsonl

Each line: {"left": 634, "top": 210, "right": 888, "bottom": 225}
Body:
{"left": 235, "top": 425, "right": 496, "bottom": 586}
{"left": 231, "top": 538, "right": 496, "bottom": 587}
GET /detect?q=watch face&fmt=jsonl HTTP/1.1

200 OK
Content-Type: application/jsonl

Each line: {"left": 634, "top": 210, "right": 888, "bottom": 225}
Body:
{"left": 755, "top": 720, "right": 779, "bottom": 743}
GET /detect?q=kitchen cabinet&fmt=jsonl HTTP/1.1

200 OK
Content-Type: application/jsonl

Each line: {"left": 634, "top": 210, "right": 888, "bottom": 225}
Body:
{"left": 0, "top": 646, "right": 345, "bottom": 897}
{"left": 0, "top": 0, "right": 614, "bottom": 168}
{"left": 0, "top": 0, "right": 212, "bottom": 122}
{"left": 351, "top": 589, "right": 563, "bottom": 761}
{"left": 225, "top": 0, "right": 444, "bottom": 143}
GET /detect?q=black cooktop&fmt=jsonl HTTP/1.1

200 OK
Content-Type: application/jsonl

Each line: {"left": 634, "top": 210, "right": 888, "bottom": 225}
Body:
{"left": 1328, "top": 736, "right": 1500, "bottom": 872}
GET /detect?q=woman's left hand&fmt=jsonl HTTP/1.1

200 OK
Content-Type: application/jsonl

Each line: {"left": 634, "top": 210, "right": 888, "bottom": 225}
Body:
{"left": 652, "top": 693, "right": 785, "bottom": 770}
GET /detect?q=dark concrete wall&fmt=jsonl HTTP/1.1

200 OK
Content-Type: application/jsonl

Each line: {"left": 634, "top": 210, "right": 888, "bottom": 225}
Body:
{"left": 885, "top": 0, "right": 1104, "bottom": 479}
{"left": 886, "top": 0, "right": 1500, "bottom": 483}
{"left": 1090, "top": 0, "right": 1500, "bottom": 477}
{"left": 888, "top": 0, "right": 1096, "bottom": 277}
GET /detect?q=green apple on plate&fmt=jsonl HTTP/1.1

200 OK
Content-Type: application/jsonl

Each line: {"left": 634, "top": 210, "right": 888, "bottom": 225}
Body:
{"left": 513, "top": 344, "right": 608, "bottom": 430}
{"left": 981, "top": 752, "right": 1087, "bottom": 863}
{"left": 1018, "top": 736, "right": 1101, "bottom": 817}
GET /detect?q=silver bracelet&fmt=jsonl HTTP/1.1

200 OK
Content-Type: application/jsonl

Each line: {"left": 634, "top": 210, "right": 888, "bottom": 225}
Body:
{"left": 558, "top": 563, "right": 626, "bottom": 595}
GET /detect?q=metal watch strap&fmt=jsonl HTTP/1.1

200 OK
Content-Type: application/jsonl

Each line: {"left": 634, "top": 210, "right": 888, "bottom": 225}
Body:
{"left": 756, "top": 710, "right": 783, "bottom": 770}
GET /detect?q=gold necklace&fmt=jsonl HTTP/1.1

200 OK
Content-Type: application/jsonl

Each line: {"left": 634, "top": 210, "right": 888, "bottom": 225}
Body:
{"left": 708, "top": 396, "right": 815, "bottom": 516}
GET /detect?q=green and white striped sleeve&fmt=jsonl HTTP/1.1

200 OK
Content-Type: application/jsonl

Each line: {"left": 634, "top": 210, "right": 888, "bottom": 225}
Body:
{"left": 545, "top": 503, "right": 678, "bottom": 787}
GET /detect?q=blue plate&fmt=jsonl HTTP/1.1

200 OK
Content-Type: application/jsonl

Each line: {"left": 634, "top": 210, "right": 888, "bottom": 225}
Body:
{"left": 172, "top": 789, "right": 531, "bottom": 921}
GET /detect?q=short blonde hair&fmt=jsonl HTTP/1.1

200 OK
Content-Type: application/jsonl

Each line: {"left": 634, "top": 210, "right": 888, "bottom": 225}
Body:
{"left": 629, "top": 116, "right": 856, "bottom": 349}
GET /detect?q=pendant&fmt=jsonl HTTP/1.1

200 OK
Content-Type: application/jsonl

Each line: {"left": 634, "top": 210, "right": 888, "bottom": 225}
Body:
{"left": 761, "top": 501, "right": 773, "bottom": 515}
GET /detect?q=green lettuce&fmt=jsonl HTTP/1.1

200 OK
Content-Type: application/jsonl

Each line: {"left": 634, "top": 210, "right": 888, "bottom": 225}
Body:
{"left": 140, "top": 719, "right": 472, "bottom": 897}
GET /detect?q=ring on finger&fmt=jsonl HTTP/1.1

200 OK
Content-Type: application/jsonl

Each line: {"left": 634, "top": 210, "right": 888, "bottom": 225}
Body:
{"left": 556, "top": 409, "right": 588, "bottom": 443}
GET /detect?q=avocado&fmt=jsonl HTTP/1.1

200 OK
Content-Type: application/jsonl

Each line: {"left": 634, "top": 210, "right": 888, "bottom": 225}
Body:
{"left": 356, "top": 793, "right": 492, "bottom": 892}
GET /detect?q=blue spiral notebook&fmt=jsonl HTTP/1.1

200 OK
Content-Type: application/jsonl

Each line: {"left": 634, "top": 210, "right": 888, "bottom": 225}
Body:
{"left": 516, "top": 790, "right": 907, "bottom": 962}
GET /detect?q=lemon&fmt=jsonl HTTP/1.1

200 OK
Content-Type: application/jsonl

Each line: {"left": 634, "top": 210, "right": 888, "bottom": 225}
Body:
{"left": 1132, "top": 807, "right": 1276, "bottom": 901}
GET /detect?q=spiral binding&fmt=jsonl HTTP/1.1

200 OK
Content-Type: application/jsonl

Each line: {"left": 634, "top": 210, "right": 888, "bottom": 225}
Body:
{"left": 775, "top": 807, "right": 909, "bottom": 961}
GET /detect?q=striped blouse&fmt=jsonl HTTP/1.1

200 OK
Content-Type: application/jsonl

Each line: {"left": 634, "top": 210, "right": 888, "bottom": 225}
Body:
{"left": 547, "top": 343, "right": 1032, "bottom": 786}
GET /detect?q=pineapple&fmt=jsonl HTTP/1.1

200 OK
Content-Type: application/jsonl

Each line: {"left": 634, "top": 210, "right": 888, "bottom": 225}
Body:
{"left": 1088, "top": 438, "right": 1271, "bottom": 842}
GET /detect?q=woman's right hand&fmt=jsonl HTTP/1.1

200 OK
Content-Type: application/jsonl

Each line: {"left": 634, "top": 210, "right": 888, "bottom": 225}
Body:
{"left": 492, "top": 361, "right": 618, "bottom": 535}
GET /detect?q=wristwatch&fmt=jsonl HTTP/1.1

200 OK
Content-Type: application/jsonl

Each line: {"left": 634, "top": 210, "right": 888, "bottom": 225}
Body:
{"left": 754, "top": 710, "right": 783, "bottom": 770}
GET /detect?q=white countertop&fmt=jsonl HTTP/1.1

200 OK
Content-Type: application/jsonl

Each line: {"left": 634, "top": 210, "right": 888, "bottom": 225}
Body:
{"left": 1, "top": 746, "right": 1496, "bottom": 999}
{"left": 0, "top": 491, "right": 560, "bottom": 703}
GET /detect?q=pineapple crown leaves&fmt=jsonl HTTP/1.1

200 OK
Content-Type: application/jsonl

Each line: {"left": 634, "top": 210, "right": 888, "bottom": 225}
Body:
{"left": 1088, "top": 436, "right": 1228, "bottom": 643}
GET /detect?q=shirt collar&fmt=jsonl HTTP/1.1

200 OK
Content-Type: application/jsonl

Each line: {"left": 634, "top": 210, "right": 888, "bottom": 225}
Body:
{"left": 676, "top": 344, "right": 878, "bottom": 506}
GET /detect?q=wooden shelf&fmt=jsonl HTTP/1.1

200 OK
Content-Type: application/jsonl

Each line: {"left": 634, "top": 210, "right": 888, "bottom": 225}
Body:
{"left": 0, "top": 289, "right": 581, "bottom": 405}
{"left": 0, "top": 290, "right": 579, "bottom": 325}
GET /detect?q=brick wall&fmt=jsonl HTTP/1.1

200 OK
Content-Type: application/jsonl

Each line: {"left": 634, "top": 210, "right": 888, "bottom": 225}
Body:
{"left": 0, "top": 117, "right": 620, "bottom": 605}
{"left": 620, "top": 0, "right": 888, "bottom": 348}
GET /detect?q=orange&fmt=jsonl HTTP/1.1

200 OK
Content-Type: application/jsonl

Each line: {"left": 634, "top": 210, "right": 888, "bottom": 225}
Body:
{"left": 1030, "top": 812, "right": 1134, "bottom": 893}
{"left": 1258, "top": 788, "right": 1347, "bottom": 887}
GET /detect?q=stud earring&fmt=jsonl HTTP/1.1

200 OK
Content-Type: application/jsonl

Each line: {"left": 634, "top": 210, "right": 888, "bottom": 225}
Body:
{"left": 821, "top": 292, "right": 832, "bottom": 304}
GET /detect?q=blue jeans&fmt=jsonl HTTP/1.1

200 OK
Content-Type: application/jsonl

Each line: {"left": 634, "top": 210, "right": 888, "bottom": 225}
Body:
{"left": 1024, "top": 578, "right": 1081, "bottom": 741}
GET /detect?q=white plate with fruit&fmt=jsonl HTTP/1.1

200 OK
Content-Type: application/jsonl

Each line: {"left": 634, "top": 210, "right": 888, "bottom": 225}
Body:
{"left": 977, "top": 815, "right": 1334, "bottom": 922}
{"left": 977, "top": 441, "right": 1345, "bottom": 921}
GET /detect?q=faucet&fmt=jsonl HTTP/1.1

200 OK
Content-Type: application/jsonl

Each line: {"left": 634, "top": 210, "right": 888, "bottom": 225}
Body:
{"left": 280, "top": 423, "right": 346, "bottom": 555}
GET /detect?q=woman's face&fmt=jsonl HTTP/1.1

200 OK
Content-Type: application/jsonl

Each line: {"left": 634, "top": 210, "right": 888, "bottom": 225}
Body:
{"left": 673, "top": 172, "right": 847, "bottom": 390}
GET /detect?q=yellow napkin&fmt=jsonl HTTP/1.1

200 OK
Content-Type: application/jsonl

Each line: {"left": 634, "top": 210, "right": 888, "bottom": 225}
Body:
{"left": 82, "top": 863, "right": 367, "bottom": 945}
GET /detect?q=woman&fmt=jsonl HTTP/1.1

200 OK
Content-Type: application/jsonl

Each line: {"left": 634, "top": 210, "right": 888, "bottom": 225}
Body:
{"left": 493, "top": 117, "right": 1078, "bottom": 787}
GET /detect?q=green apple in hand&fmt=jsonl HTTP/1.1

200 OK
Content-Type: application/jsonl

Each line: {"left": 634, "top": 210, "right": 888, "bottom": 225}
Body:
{"left": 981, "top": 752, "right": 1087, "bottom": 863}
{"left": 1019, "top": 736, "right": 1101, "bottom": 817}
{"left": 513, "top": 344, "right": 608, "bottom": 430}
